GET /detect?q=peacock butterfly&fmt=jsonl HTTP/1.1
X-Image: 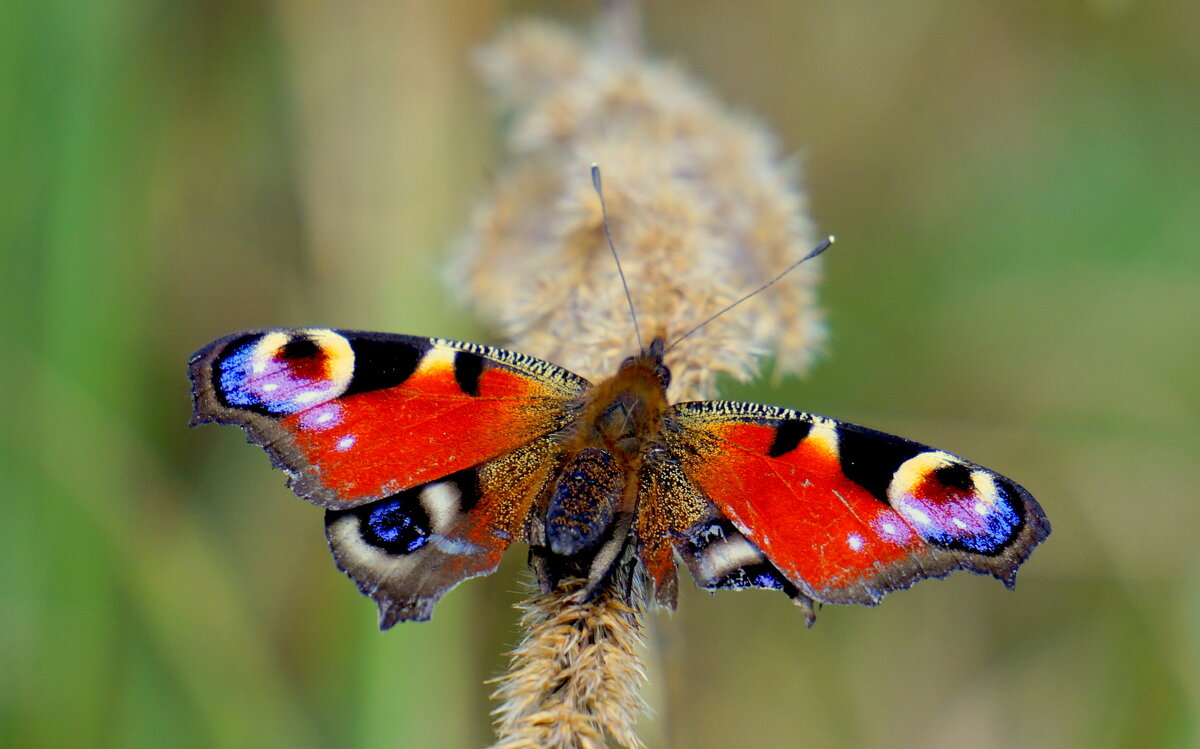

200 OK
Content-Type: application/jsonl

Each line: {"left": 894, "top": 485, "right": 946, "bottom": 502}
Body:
{"left": 189, "top": 325, "right": 1049, "bottom": 627}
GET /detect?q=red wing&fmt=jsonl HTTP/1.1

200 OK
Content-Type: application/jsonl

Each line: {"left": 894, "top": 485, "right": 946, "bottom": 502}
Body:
{"left": 190, "top": 328, "right": 587, "bottom": 508}
{"left": 666, "top": 401, "right": 1050, "bottom": 607}
{"left": 634, "top": 451, "right": 818, "bottom": 621}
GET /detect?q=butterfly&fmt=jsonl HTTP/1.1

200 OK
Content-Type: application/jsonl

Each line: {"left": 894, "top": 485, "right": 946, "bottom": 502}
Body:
{"left": 189, "top": 327, "right": 1049, "bottom": 627}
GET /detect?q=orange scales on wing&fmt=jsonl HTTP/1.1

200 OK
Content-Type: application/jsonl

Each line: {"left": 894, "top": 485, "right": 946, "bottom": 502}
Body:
{"left": 677, "top": 417, "right": 924, "bottom": 599}
{"left": 287, "top": 348, "right": 571, "bottom": 503}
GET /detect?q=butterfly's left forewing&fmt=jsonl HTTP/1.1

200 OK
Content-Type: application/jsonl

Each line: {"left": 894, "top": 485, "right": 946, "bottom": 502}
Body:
{"left": 665, "top": 401, "right": 1050, "bottom": 608}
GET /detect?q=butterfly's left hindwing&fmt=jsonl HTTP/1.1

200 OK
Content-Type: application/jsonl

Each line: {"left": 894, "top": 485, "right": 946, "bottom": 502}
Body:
{"left": 666, "top": 401, "right": 1050, "bottom": 608}
{"left": 325, "top": 434, "right": 565, "bottom": 626}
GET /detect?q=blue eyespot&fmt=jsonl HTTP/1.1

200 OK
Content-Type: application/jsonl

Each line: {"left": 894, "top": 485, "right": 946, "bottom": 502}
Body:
{"left": 367, "top": 498, "right": 430, "bottom": 554}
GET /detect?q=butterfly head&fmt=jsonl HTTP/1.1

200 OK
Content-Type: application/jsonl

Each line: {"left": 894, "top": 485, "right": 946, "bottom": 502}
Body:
{"left": 618, "top": 336, "right": 671, "bottom": 392}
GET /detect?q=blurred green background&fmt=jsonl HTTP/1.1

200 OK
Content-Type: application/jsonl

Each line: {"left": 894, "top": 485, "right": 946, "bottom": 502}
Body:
{"left": 3, "top": 1, "right": 1197, "bottom": 747}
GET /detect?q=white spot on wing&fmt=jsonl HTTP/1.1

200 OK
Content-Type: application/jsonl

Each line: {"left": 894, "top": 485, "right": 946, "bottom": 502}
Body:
{"left": 907, "top": 506, "right": 931, "bottom": 525}
{"left": 805, "top": 417, "right": 840, "bottom": 457}
{"left": 300, "top": 403, "right": 344, "bottom": 432}
{"left": 418, "top": 345, "right": 458, "bottom": 374}
{"left": 971, "top": 471, "right": 1002, "bottom": 509}
{"left": 698, "top": 523, "right": 725, "bottom": 544}
{"left": 848, "top": 533, "right": 865, "bottom": 552}
{"left": 335, "top": 435, "right": 356, "bottom": 451}
{"left": 293, "top": 389, "right": 325, "bottom": 405}
{"left": 327, "top": 515, "right": 421, "bottom": 580}
{"left": 697, "top": 535, "right": 764, "bottom": 584}
{"left": 870, "top": 511, "right": 918, "bottom": 545}
{"left": 420, "top": 481, "right": 462, "bottom": 534}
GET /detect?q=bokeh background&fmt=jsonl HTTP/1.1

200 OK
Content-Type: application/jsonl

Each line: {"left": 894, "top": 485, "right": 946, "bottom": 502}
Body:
{"left": 3, "top": 1, "right": 1198, "bottom": 747}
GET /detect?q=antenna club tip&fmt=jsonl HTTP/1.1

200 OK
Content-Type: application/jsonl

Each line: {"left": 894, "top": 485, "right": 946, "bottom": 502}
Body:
{"left": 591, "top": 163, "right": 602, "bottom": 191}
{"left": 826, "top": 234, "right": 836, "bottom": 244}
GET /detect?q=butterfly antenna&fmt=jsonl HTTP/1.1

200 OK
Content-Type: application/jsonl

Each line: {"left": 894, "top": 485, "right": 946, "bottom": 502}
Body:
{"left": 666, "top": 235, "right": 835, "bottom": 352}
{"left": 592, "top": 164, "right": 644, "bottom": 352}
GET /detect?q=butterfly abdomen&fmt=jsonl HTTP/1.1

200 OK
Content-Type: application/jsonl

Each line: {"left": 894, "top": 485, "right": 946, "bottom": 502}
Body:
{"left": 533, "top": 342, "right": 675, "bottom": 589}
{"left": 545, "top": 447, "right": 625, "bottom": 556}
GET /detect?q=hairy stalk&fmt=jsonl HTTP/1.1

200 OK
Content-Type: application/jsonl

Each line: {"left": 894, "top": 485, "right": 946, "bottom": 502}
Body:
{"left": 491, "top": 572, "right": 648, "bottom": 749}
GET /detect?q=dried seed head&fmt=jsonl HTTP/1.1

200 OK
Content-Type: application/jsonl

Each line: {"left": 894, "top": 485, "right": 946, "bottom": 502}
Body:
{"left": 490, "top": 579, "right": 648, "bottom": 749}
{"left": 453, "top": 19, "right": 825, "bottom": 400}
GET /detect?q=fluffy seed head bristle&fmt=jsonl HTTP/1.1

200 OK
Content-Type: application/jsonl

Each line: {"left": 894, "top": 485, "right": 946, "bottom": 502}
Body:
{"left": 453, "top": 18, "right": 825, "bottom": 400}
{"left": 490, "top": 579, "right": 648, "bottom": 749}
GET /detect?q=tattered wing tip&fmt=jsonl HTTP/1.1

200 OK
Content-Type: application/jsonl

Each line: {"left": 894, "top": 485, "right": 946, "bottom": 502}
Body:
{"left": 377, "top": 598, "right": 434, "bottom": 629}
{"left": 997, "top": 568, "right": 1020, "bottom": 590}
{"left": 793, "top": 592, "right": 818, "bottom": 628}
{"left": 653, "top": 574, "right": 679, "bottom": 609}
